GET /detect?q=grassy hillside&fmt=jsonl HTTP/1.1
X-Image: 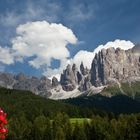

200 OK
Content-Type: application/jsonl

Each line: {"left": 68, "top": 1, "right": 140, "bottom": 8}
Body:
{"left": 0, "top": 87, "right": 88, "bottom": 120}
{"left": 101, "top": 85, "right": 121, "bottom": 96}
{"left": 101, "top": 81, "right": 140, "bottom": 100}
{"left": 121, "top": 81, "right": 140, "bottom": 100}
{"left": 0, "top": 87, "right": 140, "bottom": 139}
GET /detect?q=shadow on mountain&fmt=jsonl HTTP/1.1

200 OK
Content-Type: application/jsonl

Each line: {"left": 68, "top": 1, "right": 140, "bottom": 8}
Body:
{"left": 64, "top": 95, "right": 140, "bottom": 115}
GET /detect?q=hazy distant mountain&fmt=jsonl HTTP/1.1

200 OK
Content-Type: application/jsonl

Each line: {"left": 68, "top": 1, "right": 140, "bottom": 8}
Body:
{"left": 0, "top": 72, "right": 52, "bottom": 98}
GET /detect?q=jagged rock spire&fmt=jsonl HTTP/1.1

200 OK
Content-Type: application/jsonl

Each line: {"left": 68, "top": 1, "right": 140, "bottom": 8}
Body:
{"left": 60, "top": 64, "right": 76, "bottom": 91}
{"left": 52, "top": 77, "right": 59, "bottom": 87}
{"left": 60, "top": 63, "right": 91, "bottom": 92}
{"left": 80, "top": 62, "right": 89, "bottom": 75}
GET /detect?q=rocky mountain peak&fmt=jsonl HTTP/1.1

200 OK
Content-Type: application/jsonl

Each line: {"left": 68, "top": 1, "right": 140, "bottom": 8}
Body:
{"left": 91, "top": 46, "right": 140, "bottom": 86}
{"left": 0, "top": 46, "right": 139, "bottom": 99}
{"left": 52, "top": 77, "right": 59, "bottom": 87}
{"left": 72, "top": 63, "right": 77, "bottom": 72}
{"left": 15, "top": 72, "right": 27, "bottom": 81}
{"left": 80, "top": 62, "right": 89, "bottom": 75}
{"left": 0, "top": 73, "right": 52, "bottom": 97}
{"left": 60, "top": 62, "right": 91, "bottom": 92}
{"left": 60, "top": 64, "right": 77, "bottom": 91}
{"left": 132, "top": 44, "right": 140, "bottom": 57}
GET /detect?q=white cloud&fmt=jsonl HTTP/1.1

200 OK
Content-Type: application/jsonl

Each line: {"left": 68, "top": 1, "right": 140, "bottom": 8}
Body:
{"left": 11, "top": 21, "right": 77, "bottom": 75}
{"left": 72, "top": 50, "right": 94, "bottom": 69}
{"left": 0, "top": 20, "right": 77, "bottom": 76}
{"left": 94, "top": 39, "right": 134, "bottom": 54}
{"left": 0, "top": 46, "right": 14, "bottom": 65}
{"left": 72, "top": 39, "right": 134, "bottom": 70}
{"left": 0, "top": 22, "right": 135, "bottom": 80}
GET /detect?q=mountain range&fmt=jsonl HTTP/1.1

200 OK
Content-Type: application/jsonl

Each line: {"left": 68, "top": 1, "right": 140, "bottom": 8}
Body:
{"left": 0, "top": 44, "right": 140, "bottom": 100}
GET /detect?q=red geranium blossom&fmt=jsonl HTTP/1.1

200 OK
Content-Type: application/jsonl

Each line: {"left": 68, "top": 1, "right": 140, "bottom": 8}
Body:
{"left": 0, "top": 108, "right": 8, "bottom": 140}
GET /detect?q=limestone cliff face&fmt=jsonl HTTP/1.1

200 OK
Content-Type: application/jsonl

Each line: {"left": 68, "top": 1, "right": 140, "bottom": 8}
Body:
{"left": 60, "top": 63, "right": 91, "bottom": 91}
{"left": 60, "top": 46, "right": 140, "bottom": 92}
{"left": 60, "top": 64, "right": 78, "bottom": 91}
{"left": 0, "top": 45, "right": 140, "bottom": 98}
{"left": 52, "top": 77, "right": 59, "bottom": 87}
{"left": 90, "top": 46, "right": 140, "bottom": 86}
{"left": 80, "top": 62, "right": 89, "bottom": 75}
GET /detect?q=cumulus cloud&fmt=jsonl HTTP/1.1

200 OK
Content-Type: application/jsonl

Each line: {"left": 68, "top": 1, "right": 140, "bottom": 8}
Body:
{"left": 11, "top": 21, "right": 77, "bottom": 75}
{"left": 0, "top": 20, "right": 77, "bottom": 77}
{"left": 94, "top": 39, "right": 134, "bottom": 54}
{"left": 72, "top": 50, "right": 94, "bottom": 69}
{"left": 72, "top": 39, "right": 134, "bottom": 69}
{"left": 0, "top": 21, "right": 135, "bottom": 80}
{"left": 0, "top": 46, "right": 14, "bottom": 65}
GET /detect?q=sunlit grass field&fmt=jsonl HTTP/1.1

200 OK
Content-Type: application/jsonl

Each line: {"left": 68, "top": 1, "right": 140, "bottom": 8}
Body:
{"left": 70, "top": 118, "right": 91, "bottom": 125}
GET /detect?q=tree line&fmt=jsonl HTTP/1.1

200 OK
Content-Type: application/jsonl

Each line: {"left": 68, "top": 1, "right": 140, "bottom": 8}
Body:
{"left": 0, "top": 87, "right": 140, "bottom": 140}
{"left": 6, "top": 112, "right": 140, "bottom": 140}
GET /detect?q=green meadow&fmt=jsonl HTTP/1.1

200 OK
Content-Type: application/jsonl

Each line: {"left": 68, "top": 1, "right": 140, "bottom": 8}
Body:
{"left": 70, "top": 118, "right": 91, "bottom": 125}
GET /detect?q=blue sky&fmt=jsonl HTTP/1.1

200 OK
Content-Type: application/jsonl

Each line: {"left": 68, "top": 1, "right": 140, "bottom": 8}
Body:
{"left": 0, "top": 0, "right": 140, "bottom": 78}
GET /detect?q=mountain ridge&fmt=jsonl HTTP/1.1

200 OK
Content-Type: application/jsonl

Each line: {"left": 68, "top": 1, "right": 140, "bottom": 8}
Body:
{"left": 0, "top": 45, "right": 140, "bottom": 99}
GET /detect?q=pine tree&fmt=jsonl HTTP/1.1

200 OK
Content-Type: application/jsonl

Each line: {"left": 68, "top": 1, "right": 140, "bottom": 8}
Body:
{"left": 33, "top": 115, "right": 50, "bottom": 140}
{"left": 72, "top": 122, "right": 87, "bottom": 140}
{"left": 135, "top": 114, "right": 140, "bottom": 140}
{"left": 8, "top": 114, "right": 32, "bottom": 140}
{"left": 54, "top": 127, "right": 65, "bottom": 140}
{"left": 83, "top": 120, "right": 91, "bottom": 140}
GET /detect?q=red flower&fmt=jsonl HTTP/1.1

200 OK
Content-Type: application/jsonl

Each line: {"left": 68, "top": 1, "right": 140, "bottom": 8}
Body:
{"left": 0, "top": 128, "right": 8, "bottom": 133}
{"left": 0, "top": 135, "right": 5, "bottom": 140}
{"left": 0, "top": 108, "right": 8, "bottom": 140}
